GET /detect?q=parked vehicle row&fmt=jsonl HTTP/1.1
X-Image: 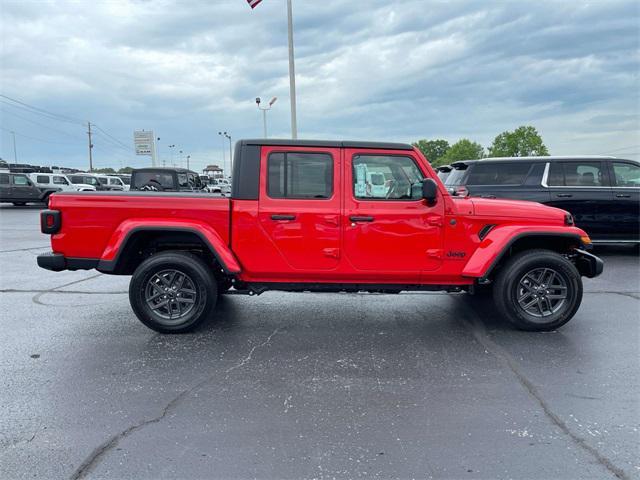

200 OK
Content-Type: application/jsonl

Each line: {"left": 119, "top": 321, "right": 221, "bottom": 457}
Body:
{"left": 442, "top": 156, "right": 639, "bottom": 243}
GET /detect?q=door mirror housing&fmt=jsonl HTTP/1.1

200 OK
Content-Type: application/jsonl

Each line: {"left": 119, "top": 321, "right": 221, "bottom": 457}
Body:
{"left": 422, "top": 178, "right": 438, "bottom": 206}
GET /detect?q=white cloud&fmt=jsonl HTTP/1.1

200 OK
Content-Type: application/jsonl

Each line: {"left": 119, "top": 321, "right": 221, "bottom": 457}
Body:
{"left": 0, "top": 0, "right": 638, "bottom": 170}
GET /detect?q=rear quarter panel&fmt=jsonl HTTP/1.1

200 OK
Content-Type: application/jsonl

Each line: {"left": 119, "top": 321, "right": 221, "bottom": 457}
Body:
{"left": 49, "top": 193, "right": 231, "bottom": 260}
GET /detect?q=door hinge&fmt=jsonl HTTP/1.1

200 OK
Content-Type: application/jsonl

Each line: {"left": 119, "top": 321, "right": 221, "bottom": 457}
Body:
{"left": 426, "top": 249, "right": 443, "bottom": 258}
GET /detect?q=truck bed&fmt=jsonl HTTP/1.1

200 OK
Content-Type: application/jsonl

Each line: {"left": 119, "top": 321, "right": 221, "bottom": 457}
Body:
{"left": 48, "top": 191, "right": 231, "bottom": 261}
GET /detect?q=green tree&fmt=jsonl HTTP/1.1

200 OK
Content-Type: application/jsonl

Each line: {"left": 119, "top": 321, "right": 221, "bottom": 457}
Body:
{"left": 439, "top": 139, "right": 484, "bottom": 163}
{"left": 412, "top": 139, "right": 450, "bottom": 166}
{"left": 118, "top": 166, "right": 133, "bottom": 173}
{"left": 487, "top": 125, "right": 549, "bottom": 157}
{"left": 92, "top": 167, "right": 116, "bottom": 174}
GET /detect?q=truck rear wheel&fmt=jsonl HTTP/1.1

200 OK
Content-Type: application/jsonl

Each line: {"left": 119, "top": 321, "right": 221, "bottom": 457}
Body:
{"left": 129, "top": 251, "right": 218, "bottom": 333}
{"left": 493, "top": 249, "right": 583, "bottom": 331}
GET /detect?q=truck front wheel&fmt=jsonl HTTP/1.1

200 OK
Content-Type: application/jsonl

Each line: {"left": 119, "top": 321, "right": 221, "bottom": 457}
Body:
{"left": 129, "top": 251, "right": 218, "bottom": 333}
{"left": 493, "top": 249, "right": 583, "bottom": 331}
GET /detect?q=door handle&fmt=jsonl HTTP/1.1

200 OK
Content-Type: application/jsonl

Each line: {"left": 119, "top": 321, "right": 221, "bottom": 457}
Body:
{"left": 615, "top": 194, "right": 631, "bottom": 198}
{"left": 349, "top": 216, "right": 374, "bottom": 222}
{"left": 556, "top": 193, "right": 573, "bottom": 198}
{"left": 271, "top": 214, "right": 296, "bottom": 221}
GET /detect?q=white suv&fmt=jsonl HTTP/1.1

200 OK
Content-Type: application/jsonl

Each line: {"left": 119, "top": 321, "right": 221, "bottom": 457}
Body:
{"left": 29, "top": 173, "right": 94, "bottom": 192}
{"left": 95, "top": 174, "right": 127, "bottom": 191}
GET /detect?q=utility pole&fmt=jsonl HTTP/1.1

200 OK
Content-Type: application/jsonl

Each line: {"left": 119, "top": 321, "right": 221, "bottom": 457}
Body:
{"left": 87, "top": 121, "right": 94, "bottom": 172}
{"left": 287, "top": 0, "right": 298, "bottom": 139}
{"left": 10, "top": 131, "right": 17, "bottom": 162}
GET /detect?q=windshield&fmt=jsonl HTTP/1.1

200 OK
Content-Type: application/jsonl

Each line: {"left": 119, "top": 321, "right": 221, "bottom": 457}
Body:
{"left": 444, "top": 167, "right": 468, "bottom": 186}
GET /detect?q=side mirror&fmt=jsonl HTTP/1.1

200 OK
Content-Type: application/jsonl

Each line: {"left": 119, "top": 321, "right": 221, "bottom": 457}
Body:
{"left": 422, "top": 178, "right": 438, "bottom": 206}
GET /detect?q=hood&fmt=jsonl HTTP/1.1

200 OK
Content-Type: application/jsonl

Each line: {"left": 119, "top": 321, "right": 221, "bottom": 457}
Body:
{"left": 468, "top": 197, "right": 567, "bottom": 223}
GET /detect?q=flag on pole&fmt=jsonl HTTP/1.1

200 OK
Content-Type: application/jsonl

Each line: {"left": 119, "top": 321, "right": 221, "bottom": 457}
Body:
{"left": 247, "top": 0, "right": 262, "bottom": 8}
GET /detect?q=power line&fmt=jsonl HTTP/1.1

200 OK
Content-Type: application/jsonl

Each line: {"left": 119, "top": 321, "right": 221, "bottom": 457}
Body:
{"left": 0, "top": 126, "right": 77, "bottom": 145}
{"left": 0, "top": 108, "right": 85, "bottom": 140}
{"left": 0, "top": 95, "right": 84, "bottom": 126}
{"left": 92, "top": 124, "right": 133, "bottom": 152}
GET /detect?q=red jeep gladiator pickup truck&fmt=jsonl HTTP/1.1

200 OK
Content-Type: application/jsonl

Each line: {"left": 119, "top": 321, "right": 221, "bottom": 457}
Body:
{"left": 38, "top": 139, "right": 603, "bottom": 333}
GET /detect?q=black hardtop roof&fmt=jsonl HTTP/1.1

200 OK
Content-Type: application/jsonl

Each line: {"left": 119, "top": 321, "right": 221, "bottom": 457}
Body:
{"left": 450, "top": 156, "right": 634, "bottom": 168}
{"left": 239, "top": 138, "right": 414, "bottom": 151}
{"left": 132, "top": 167, "right": 197, "bottom": 174}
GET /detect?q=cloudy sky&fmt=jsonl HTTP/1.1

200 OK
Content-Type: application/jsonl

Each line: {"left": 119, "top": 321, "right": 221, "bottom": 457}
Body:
{"left": 1, "top": 0, "right": 638, "bottom": 172}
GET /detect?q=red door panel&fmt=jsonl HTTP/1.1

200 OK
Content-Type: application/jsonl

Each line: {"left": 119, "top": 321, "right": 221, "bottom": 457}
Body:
{"left": 342, "top": 149, "right": 444, "bottom": 278}
{"left": 257, "top": 146, "right": 341, "bottom": 272}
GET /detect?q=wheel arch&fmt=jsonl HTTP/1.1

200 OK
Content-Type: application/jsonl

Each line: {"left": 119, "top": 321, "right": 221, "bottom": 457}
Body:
{"left": 463, "top": 229, "right": 583, "bottom": 282}
{"left": 97, "top": 221, "right": 241, "bottom": 276}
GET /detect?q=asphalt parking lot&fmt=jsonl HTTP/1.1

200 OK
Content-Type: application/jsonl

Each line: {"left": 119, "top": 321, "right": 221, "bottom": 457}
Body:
{"left": 0, "top": 205, "right": 638, "bottom": 480}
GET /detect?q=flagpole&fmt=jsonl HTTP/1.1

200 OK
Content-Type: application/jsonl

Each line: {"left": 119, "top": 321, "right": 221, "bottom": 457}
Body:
{"left": 286, "top": 0, "right": 298, "bottom": 139}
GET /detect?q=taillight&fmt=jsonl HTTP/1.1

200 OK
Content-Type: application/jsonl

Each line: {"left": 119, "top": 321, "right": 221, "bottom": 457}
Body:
{"left": 41, "top": 210, "right": 61, "bottom": 234}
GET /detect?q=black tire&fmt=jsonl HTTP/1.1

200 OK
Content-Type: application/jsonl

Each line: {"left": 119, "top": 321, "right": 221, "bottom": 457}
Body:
{"left": 129, "top": 251, "right": 218, "bottom": 333}
{"left": 493, "top": 249, "right": 583, "bottom": 331}
{"left": 12, "top": 202, "right": 26, "bottom": 206}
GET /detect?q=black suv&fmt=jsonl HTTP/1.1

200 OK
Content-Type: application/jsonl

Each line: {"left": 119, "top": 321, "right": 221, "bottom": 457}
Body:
{"left": 130, "top": 168, "right": 203, "bottom": 192}
{"left": 443, "top": 156, "right": 639, "bottom": 243}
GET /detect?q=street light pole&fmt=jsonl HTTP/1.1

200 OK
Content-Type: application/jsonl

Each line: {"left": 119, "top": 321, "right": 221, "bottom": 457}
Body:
{"left": 168, "top": 144, "right": 175, "bottom": 167}
{"left": 256, "top": 97, "right": 277, "bottom": 138}
{"left": 186, "top": 155, "right": 191, "bottom": 171}
{"left": 10, "top": 131, "right": 17, "bottom": 162}
{"left": 217, "top": 132, "right": 227, "bottom": 174}
{"left": 223, "top": 131, "right": 232, "bottom": 176}
{"left": 286, "top": 0, "right": 298, "bottom": 139}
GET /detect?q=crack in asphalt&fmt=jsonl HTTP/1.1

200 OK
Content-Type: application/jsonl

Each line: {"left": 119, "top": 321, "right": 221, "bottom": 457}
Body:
{"left": 69, "top": 327, "right": 283, "bottom": 480}
{"left": 459, "top": 302, "right": 629, "bottom": 480}
{"left": 0, "top": 245, "right": 49, "bottom": 253}
{"left": 31, "top": 274, "right": 103, "bottom": 306}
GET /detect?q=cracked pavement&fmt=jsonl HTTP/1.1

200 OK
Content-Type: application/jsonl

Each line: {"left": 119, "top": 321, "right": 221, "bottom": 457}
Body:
{"left": 1, "top": 205, "right": 639, "bottom": 479}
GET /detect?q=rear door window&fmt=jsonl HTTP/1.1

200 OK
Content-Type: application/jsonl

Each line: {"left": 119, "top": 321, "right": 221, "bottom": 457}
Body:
{"left": 36, "top": 175, "right": 49, "bottom": 184}
{"left": 0, "top": 173, "right": 9, "bottom": 184}
{"left": 268, "top": 152, "right": 333, "bottom": 199}
{"left": 548, "top": 162, "right": 607, "bottom": 187}
{"left": 466, "top": 162, "right": 532, "bottom": 186}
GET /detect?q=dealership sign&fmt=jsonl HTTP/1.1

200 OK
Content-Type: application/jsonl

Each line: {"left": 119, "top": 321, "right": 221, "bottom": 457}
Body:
{"left": 134, "top": 130, "right": 154, "bottom": 156}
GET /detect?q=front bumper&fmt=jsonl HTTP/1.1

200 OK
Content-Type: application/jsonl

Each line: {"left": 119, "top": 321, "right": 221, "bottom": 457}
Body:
{"left": 37, "top": 252, "right": 98, "bottom": 272}
{"left": 574, "top": 249, "right": 604, "bottom": 278}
